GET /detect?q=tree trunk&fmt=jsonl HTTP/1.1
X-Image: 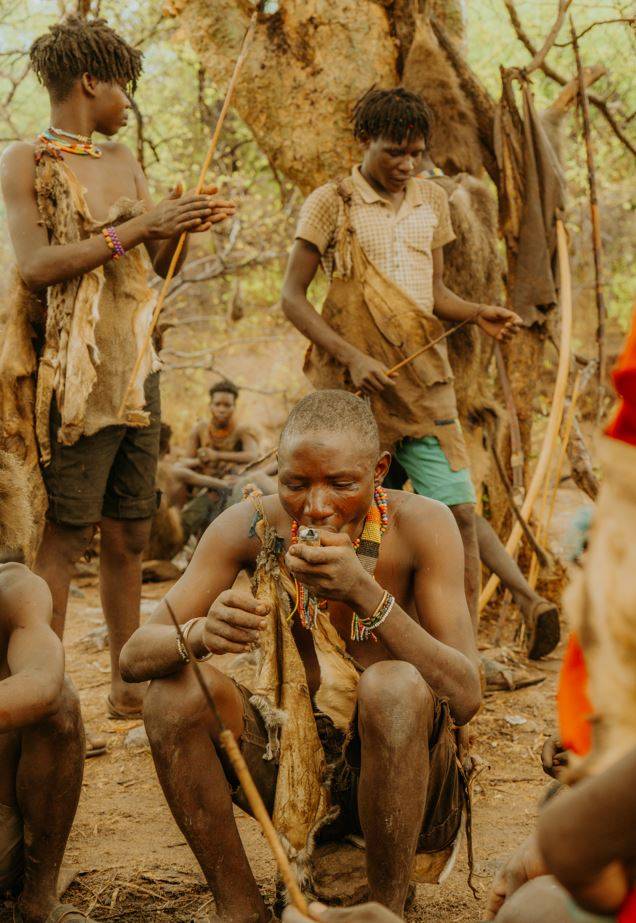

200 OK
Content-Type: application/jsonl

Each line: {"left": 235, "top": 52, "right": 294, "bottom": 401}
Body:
{"left": 173, "top": 0, "right": 466, "bottom": 192}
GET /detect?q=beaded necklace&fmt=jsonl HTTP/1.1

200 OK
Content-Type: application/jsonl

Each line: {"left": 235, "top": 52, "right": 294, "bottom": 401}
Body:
{"left": 38, "top": 127, "right": 102, "bottom": 159}
{"left": 289, "top": 485, "right": 389, "bottom": 631}
{"left": 208, "top": 421, "right": 234, "bottom": 441}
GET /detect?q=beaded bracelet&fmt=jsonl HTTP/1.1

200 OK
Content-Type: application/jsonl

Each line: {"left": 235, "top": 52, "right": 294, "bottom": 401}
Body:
{"left": 102, "top": 225, "right": 125, "bottom": 260}
{"left": 351, "top": 590, "right": 395, "bottom": 642}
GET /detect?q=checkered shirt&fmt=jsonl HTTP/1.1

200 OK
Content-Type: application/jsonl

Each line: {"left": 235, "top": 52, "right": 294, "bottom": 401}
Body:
{"left": 295, "top": 166, "right": 456, "bottom": 312}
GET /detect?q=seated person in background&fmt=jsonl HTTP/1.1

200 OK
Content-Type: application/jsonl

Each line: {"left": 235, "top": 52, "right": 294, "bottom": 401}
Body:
{"left": 121, "top": 389, "right": 480, "bottom": 921}
{"left": 179, "top": 380, "right": 260, "bottom": 541}
{"left": 184, "top": 379, "right": 260, "bottom": 478}
{"left": 0, "top": 452, "right": 91, "bottom": 923}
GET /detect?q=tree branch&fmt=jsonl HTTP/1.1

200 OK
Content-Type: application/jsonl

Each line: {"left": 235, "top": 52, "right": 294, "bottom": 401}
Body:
{"left": 503, "top": 0, "right": 636, "bottom": 157}
{"left": 150, "top": 249, "right": 285, "bottom": 304}
{"left": 554, "top": 17, "right": 635, "bottom": 47}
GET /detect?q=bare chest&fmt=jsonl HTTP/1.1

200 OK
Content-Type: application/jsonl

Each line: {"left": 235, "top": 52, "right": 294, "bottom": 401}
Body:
{"left": 58, "top": 151, "right": 138, "bottom": 223}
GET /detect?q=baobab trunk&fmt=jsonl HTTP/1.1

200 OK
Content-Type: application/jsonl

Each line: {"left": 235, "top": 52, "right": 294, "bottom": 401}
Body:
{"left": 171, "top": 0, "right": 471, "bottom": 191}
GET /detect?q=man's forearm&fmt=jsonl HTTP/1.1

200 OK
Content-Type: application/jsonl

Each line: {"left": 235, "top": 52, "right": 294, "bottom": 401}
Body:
{"left": 539, "top": 748, "right": 636, "bottom": 890}
{"left": 212, "top": 449, "right": 257, "bottom": 463}
{"left": 120, "top": 613, "right": 212, "bottom": 683}
{"left": 21, "top": 214, "right": 149, "bottom": 290}
{"left": 173, "top": 465, "right": 226, "bottom": 490}
{"left": 433, "top": 281, "right": 481, "bottom": 324}
{"left": 350, "top": 578, "right": 480, "bottom": 725}
{"left": 0, "top": 673, "right": 61, "bottom": 731}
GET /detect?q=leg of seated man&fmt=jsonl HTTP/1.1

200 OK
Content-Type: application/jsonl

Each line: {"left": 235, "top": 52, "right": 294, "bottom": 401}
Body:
{"left": 356, "top": 661, "right": 436, "bottom": 915}
{"left": 495, "top": 876, "right": 616, "bottom": 923}
{"left": 144, "top": 663, "right": 272, "bottom": 923}
{"left": 0, "top": 730, "right": 22, "bottom": 895}
{"left": 15, "top": 679, "right": 85, "bottom": 922}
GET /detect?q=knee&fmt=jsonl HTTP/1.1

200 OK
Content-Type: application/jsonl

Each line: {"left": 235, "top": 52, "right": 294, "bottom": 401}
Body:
{"left": 41, "top": 523, "right": 94, "bottom": 568}
{"left": 103, "top": 519, "right": 151, "bottom": 559}
{"left": 358, "top": 661, "right": 434, "bottom": 742}
{"left": 144, "top": 668, "right": 214, "bottom": 742}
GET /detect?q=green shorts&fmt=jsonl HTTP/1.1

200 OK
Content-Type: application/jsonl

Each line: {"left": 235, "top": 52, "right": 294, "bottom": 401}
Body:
{"left": 394, "top": 436, "right": 476, "bottom": 507}
{"left": 42, "top": 372, "right": 161, "bottom": 528}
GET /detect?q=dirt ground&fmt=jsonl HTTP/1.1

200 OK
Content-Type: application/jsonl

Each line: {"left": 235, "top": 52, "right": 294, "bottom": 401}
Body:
{"left": 0, "top": 483, "right": 591, "bottom": 923}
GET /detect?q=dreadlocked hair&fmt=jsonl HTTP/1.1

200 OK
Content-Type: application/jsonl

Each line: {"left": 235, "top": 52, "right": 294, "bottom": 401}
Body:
{"left": 352, "top": 87, "right": 434, "bottom": 145}
{"left": 29, "top": 16, "right": 143, "bottom": 102}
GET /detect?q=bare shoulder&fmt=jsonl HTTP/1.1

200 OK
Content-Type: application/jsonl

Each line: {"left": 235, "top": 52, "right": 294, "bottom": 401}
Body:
{"left": 0, "top": 563, "right": 52, "bottom": 627}
{"left": 388, "top": 489, "right": 461, "bottom": 555}
{"left": 0, "top": 141, "right": 36, "bottom": 184}
{"left": 195, "top": 497, "right": 265, "bottom": 567}
{"left": 188, "top": 420, "right": 206, "bottom": 441}
{"left": 101, "top": 140, "right": 142, "bottom": 175}
{"left": 100, "top": 140, "right": 136, "bottom": 161}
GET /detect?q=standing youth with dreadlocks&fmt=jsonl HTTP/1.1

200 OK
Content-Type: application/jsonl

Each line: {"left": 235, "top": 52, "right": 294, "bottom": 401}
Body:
{"left": 282, "top": 87, "right": 521, "bottom": 632}
{"left": 0, "top": 17, "right": 236, "bottom": 745}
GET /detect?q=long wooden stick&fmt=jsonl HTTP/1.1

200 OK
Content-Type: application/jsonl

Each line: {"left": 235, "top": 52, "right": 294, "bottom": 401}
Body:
{"left": 479, "top": 220, "right": 573, "bottom": 612}
{"left": 241, "top": 317, "right": 479, "bottom": 471}
{"left": 571, "top": 17, "right": 607, "bottom": 423}
{"left": 494, "top": 343, "right": 525, "bottom": 501}
{"left": 354, "top": 314, "right": 477, "bottom": 398}
{"left": 527, "top": 370, "right": 581, "bottom": 589}
{"left": 488, "top": 428, "right": 549, "bottom": 566}
{"left": 117, "top": 13, "right": 258, "bottom": 420}
{"left": 164, "top": 599, "right": 311, "bottom": 916}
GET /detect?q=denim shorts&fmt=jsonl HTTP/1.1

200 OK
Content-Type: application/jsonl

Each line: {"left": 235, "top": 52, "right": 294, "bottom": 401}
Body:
{"left": 42, "top": 372, "right": 161, "bottom": 527}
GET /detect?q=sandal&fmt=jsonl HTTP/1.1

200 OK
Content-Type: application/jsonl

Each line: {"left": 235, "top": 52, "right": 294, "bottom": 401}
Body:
{"left": 85, "top": 733, "right": 107, "bottom": 759}
{"left": 523, "top": 599, "right": 560, "bottom": 660}
{"left": 482, "top": 657, "right": 545, "bottom": 692}
{"left": 106, "top": 696, "right": 143, "bottom": 720}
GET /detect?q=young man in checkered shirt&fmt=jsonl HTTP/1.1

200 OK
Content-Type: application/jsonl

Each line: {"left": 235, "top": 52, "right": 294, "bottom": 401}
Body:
{"left": 282, "top": 87, "right": 521, "bottom": 629}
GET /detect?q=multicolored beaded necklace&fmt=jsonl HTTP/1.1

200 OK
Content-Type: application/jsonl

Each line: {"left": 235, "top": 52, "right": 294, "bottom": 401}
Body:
{"left": 38, "top": 127, "right": 103, "bottom": 158}
{"left": 289, "top": 485, "right": 389, "bottom": 632}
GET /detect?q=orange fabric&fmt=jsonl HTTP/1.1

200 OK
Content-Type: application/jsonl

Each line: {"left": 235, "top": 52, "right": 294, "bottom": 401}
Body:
{"left": 557, "top": 632, "right": 593, "bottom": 756}
{"left": 605, "top": 309, "right": 636, "bottom": 447}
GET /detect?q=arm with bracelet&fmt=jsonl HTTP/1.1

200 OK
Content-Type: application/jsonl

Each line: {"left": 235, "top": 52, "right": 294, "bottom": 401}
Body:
{"left": 287, "top": 498, "right": 480, "bottom": 728}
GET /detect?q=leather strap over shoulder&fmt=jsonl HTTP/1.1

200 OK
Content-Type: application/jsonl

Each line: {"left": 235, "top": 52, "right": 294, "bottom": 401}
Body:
{"left": 248, "top": 490, "right": 267, "bottom": 521}
{"left": 335, "top": 176, "right": 354, "bottom": 206}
